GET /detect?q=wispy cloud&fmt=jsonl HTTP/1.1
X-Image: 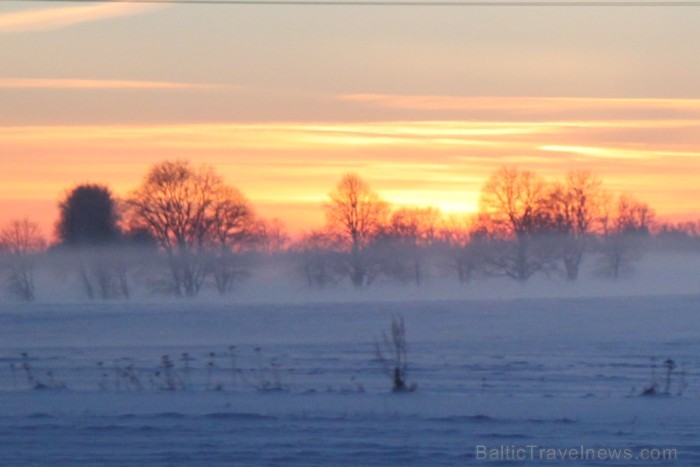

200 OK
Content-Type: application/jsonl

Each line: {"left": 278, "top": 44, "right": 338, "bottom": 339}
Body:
{"left": 340, "top": 94, "right": 700, "bottom": 120}
{"left": 540, "top": 145, "right": 700, "bottom": 160}
{"left": 0, "top": 78, "right": 225, "bottom": 91}
{"left": 0, "top": 3, "right": 161, "bottom": 33}
{"left": 2, "top": 120, "right": 700, "bottom": 225}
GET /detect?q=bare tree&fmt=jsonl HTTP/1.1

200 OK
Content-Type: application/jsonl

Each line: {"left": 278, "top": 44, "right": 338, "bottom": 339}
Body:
{"left": 0, "top": 219, "right": 45, "bottom": 301}
{"left": 655, "top": 220, "right": 700, "bottom": 250}
{"left": 387, "top": 206, "right": 441, "bottom": 286}
{"left": 597, "top": 194, "right": 655, "bottom": 278}
{"left": 294, "top": 230, "right": 346, "bottom": 288}
{"left": 208, "top": 186, "right": 257, "bottom": 294}
{"left": 436, "top": 215, "right": 482, "bottom": 285}
{"left": 324, "top": 174, "right": 389, "bottom": 288}
{"left": 79, "top": 251, "right": 122, "bottom": 300}
{"left": 549, "top": 171, "right": 603, "bottom": 280}
{"left": 66, "top": 244, "right": 141, "bottom": 300}
{"left": 438, "top": 216, "right": 467, "bottom": 284}
{"left": 128, "top": 160, "right": 257, "bottom": 297}
{"left": 256, "top": 218, "right": 290, "bottom": 255}
{"left": 478, "top": 167, "right": 552, "bottom": 281}
{"left": 615, "top": 194, "right": 656, "bottom": 235}
{"left": 128, "top": 160, "right": 218, "bottom": 296}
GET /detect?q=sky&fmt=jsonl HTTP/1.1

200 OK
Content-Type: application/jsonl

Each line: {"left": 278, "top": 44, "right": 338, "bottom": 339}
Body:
{"left": 1, "top": 1, "right": 700, "bottom": 237}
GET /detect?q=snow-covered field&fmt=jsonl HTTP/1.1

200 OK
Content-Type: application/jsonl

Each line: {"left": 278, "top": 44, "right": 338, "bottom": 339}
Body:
{"left": 1, "top": 294, "right": 699, "bottom": 465}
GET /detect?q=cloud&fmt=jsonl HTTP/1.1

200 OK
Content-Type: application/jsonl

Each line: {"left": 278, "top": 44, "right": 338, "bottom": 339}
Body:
{"left": 340, "top": 94, "right": 700, "bottom": 121}
{"left": 0, "top": 3, "right": 161, "bottom": 33}
{"left": 2, "top": 120, "right": 700, "bottom": 227}
{"left": 539, "top": 145, "right": 700, "bottom": 160}
{"left": 0, "top": 78, "right": 224, "bottom": 91}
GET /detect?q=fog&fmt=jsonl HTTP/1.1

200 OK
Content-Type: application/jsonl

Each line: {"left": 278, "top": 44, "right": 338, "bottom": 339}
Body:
{"left": 1, "top": 240, "right": 699, "bottom": 465}
{"left": 1, "top": 244, "right": 698, "bottom": 307}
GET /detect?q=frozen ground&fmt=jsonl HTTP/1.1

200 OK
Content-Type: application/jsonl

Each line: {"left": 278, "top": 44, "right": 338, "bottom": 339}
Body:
{"left": 1, "top": 295, "right": 700, "bottom": 465}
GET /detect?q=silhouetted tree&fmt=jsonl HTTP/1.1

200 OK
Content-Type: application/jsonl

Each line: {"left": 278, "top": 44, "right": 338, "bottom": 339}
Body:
{"left": 127, "top": 160, "right": 257, "bottom": 296}
{"left": 597, "top": 194, "right": 655, "bottom": 278}
{"left": 440, "top": 215, "right": 504, "bottom": 285}
{"left": 208, "top": 185, "right": 257, "bottom": 294}
{"left": 548, "top": 171, "right": 603, "bottom": 280}
{"left": 324, "top": 174, "right": 389, "bottom": 288}
{"left": 612, "top": 194, "right": 655, "bottom": 236}
{"left": 257, "top": 218, "right": 290, "bottom": 255}
{"left": 122, "top": 224, "right": 158, "bottom": 248}
{"left": 655, "top": 220, "right": 700, "bottom": 250}
{"left": 127, "top": 160, "right": 218, "bottom": 296}
{"left": 0, "top": 219, "right": 45, "bottom": 301}
{"left": 437, "top": 216, "right": 467, "bottom": 284}
{"left": 386, "top": 206, "right": 441, "bottom": 286}
{"left": 56, "top": 184, "right": 121, "bottom": 246}
{"left": 478, "top": 167, "right": 553, "bottom": 281}
{"left": 55, "top": 184, "right": 133, "bottom": 299}
{"left": 294, "top": 230, "right": 346, "bottom": 288}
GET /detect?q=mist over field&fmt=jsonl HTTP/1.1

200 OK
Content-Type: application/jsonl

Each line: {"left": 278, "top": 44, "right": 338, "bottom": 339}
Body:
{"left": 0, "top": 153, "right": 697, "bottom": 466}
{"left": 2, "top": 199, "right": 698, "bottom": 464}
{"left": 3, "top": 0, "right": 700, "bottom": 463}
{"left": 0, "top": 246, "right": 697, "bottom": 306}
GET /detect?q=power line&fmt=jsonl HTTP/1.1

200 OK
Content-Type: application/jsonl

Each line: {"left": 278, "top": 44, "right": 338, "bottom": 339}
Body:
{"left": 2, "top": 0, "right": 700, "bottom": 6}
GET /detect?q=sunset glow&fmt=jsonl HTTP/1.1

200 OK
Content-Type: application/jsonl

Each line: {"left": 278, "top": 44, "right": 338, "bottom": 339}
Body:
{"left": 2, "top": 2, "right": 700, "bottom": 238}
{"left": 3, "top": 107, "right": 700, "bottom": 236}
{"left": 4, "top": 4, "right": 700, "bottom": 461}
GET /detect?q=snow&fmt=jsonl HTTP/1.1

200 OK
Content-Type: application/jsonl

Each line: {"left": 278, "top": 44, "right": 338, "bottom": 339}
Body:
{"left": 1, "top": 292, "right": 700, "bottom": 465}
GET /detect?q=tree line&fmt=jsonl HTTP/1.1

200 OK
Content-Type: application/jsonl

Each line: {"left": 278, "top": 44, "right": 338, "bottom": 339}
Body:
{"left": 0, "top": 160, "right": 698, "bottom": 301}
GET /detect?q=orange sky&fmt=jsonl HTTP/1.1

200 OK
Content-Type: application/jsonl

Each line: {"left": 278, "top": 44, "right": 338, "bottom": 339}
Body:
{"left": 2, "top": 95, "right": 700, "bottom": 238}
{"left": 2, "top": 3, "right": 700, "bottom": 238}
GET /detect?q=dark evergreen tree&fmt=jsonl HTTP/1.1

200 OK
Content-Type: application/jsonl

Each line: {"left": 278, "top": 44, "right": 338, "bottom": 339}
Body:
{"left": 56, "top": 184, "right": 121, "bottom": 246}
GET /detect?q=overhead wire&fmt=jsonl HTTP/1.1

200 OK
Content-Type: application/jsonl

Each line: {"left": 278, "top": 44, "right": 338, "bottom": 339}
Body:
{"left": 1, "top": 0, "right": 699, "bottom": 6}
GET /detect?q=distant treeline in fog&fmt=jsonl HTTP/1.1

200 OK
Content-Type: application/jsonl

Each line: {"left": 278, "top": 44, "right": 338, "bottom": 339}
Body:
{"left": 1, "top": 160, "right": 699, "bottom": 301}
